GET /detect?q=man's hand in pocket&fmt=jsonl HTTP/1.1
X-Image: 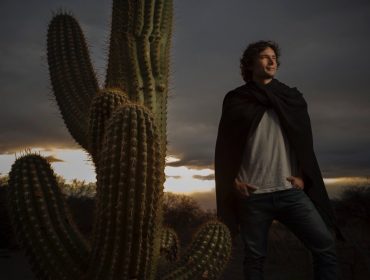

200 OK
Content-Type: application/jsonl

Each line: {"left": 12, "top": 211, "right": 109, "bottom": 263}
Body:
{"left": 234, "top": 178, "right": 258, "bottom": 197}
{"left": 286, "top": 176, "right": 304, "bottom": 190}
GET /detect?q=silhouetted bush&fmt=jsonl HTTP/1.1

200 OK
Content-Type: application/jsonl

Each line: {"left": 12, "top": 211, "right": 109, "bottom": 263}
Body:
{"left": 0, "top": 176, "right": 18, "bottom": 249}
{"left": 57, "top": 176, "right": 96, "bottom": 198}
{"left": 58, "top": 178, "right": 96, "bottom": 240}
{"left": 332, "top": 185, "right": 370, "bottom": 226}
{"left": 162, "top": 192, "right": 216, "bottom": 246}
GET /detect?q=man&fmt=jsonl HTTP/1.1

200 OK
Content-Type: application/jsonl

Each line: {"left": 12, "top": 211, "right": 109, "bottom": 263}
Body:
{"left": 214, "top": 40, "right": 346, "bottom": 279}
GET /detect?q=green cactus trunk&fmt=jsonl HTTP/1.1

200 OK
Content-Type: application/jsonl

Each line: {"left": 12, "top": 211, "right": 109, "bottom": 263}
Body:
{"left": 85, "top": 104, "right": 164, "bottom": 279}
{"left": 7, "top": 1, "right": 232, "bottom": 279}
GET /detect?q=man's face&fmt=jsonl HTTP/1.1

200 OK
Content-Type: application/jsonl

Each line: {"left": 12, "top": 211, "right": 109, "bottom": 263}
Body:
{"left": 249, "top": 47, "right": 278, "bottom": 79}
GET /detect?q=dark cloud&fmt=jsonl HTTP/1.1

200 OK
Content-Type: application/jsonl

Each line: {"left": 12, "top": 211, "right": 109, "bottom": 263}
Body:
{"left": 1, "top": 0, "right": 369, "bottom": 177}
{"left": 192, "top": 174, "right": 215, "bottom": 181}
{"left": 166, "top": 175, "right": 181, "bottom": 179}
{"left": 45, "top": 155, "right": 64, "bottom": 163}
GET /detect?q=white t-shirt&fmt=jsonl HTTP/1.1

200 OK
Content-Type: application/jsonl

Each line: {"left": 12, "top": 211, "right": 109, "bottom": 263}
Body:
{"left": 236, "top": 108, "right": 301, "bottom": 194}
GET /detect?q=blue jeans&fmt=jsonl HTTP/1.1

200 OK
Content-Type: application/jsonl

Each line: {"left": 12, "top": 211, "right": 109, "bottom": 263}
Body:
{"left": 236, "top": 187, "right": 338, "bottom": 280}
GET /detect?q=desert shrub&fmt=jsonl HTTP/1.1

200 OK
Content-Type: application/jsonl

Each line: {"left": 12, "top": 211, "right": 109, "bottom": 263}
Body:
{"left": 0, "top": 176, "right": 18, "bottom": 249}
{"left": 58, "top": 176, "right": 97, "bottom": 198}
{"left": 332, "top": 185, "right": 370, "bottom": 225}
{"left": 162, "top": 192, "right": 216, "bottom": 246}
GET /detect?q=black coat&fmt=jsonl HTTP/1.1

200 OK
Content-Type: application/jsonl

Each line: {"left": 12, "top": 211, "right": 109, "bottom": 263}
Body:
{"left": 214, "top": 78, "right": 346, "bottom": 243}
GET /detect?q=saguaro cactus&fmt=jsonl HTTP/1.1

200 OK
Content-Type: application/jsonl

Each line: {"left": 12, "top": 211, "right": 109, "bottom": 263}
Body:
{"left": 7, "top": 0, "right": 232, "bottom": 279}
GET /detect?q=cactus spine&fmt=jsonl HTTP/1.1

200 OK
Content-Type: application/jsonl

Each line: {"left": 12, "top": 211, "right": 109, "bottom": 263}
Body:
{"left": 7, "top": 1, "right": 232, "bottom": 279}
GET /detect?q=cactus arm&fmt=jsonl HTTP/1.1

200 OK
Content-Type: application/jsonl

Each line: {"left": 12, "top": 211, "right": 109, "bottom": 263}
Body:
{"left": 157, "top": 227, "right": 180, "bottom": 277}
{"left": 157, "top": 0, "right": 172, "bottom": 148}
{"left": 160, "top": 226, "right": 179, "bottom": 262}
{"left": 87, "top": 88, "right": 128, "bottom": 162}
{"left": 157, "top": 220, "right": 232, "bottom": 280}
{"left": 47, "top": 13, "right": 99, "bottom": 151}
{"left": 7, "top": 154, "right": 89, "bottom": 279}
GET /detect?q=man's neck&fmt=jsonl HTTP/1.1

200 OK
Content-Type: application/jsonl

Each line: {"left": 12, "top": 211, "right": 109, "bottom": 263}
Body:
{"left": 252, "top": 77, "right": 273, "bottom": 87}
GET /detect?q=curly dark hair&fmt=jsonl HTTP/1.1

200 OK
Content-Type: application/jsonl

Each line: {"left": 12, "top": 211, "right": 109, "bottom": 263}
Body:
{"left": 240, "top": 40, "right": 281, "bottom": 83}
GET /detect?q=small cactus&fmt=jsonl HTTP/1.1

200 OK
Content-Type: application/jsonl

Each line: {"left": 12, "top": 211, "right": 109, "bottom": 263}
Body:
{"left": 160, "top": 226, "right": 180, "bottom": 263}
{"left": 7, "top": 1, "right": 232, "bottom": 279}
{"left": 156, "top": 220, "right": 232, "bottom": 280}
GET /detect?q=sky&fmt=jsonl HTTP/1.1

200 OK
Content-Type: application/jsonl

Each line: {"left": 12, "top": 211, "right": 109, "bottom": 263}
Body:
{"left": 1, "top": 0, "right": 370, "bottom": 196}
